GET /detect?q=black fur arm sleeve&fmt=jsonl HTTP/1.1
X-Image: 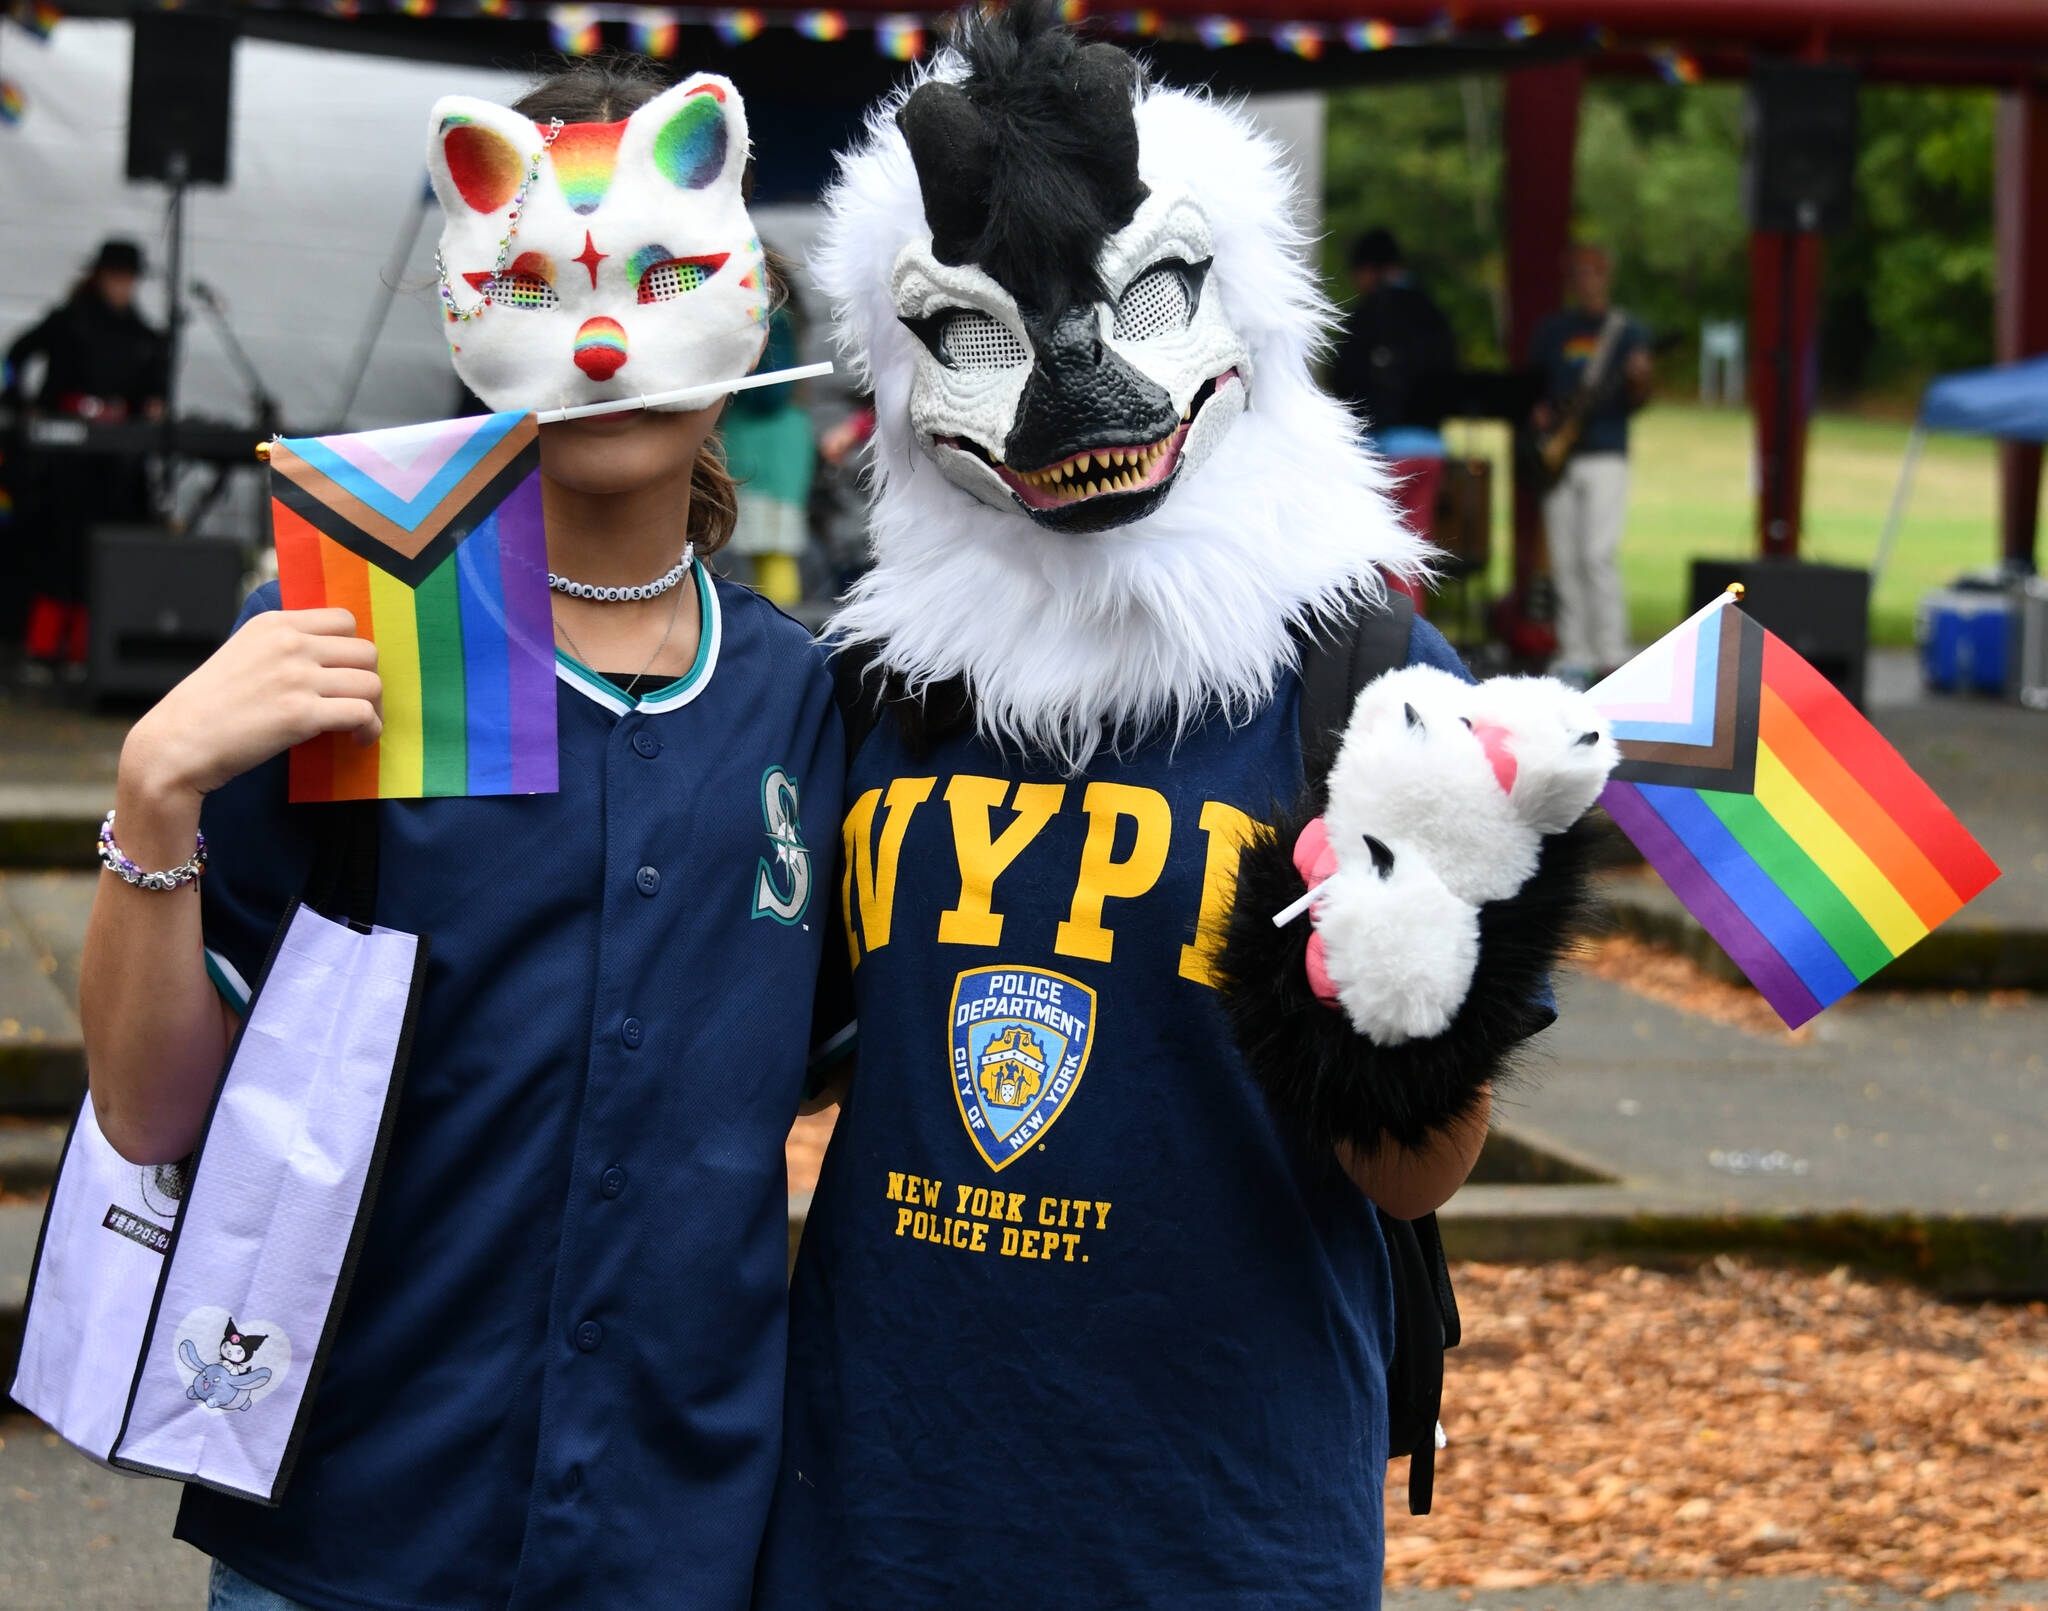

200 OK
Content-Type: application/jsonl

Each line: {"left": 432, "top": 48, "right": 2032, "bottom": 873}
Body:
{"left": 1214, "top": 796, "right": 1600, "bottom": 1158}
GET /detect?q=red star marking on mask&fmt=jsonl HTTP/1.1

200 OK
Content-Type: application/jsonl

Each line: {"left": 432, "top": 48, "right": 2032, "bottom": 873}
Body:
{"left": 572, "top": 231, "right": 607, "bottom": 289}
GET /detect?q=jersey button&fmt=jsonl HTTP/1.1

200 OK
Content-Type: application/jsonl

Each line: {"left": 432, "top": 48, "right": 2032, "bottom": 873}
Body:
{"left": 620, "top": 1017, "right": 644, "bottom": 1049}
{"left": 631, "top": 731, "right": 661, "bottom": 759}
{"left": 574, "top": 1320, "right": 603, "bottom": 1354}
{"left": 635, "top": 865, "right": 661, "bottom": 897}
{"left": 601, "top": 1166, "right": 627, "bottom": 1199}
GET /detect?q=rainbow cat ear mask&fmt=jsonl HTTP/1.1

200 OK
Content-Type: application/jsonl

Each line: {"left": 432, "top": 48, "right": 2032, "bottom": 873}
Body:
{"left": 427, "top": 75, "right": 768, "bottom": 414}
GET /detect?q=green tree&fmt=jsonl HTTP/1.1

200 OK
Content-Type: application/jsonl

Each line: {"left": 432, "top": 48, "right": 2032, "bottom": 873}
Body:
{"left": 1322, "top": 76, "right": 1997, "bottom": 397}
{"left": 1322, "top": 77, "right": 1505, "bottom": 364}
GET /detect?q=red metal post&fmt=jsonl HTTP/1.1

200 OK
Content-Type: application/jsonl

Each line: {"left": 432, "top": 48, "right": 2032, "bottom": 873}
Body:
{"left": 1995, "top": 84, "right": 2048, "bottom": 572}
{"left": 1503, "top": 60, "right": 1585, "bottom": 600}
{"left": 1748, "top": 230, "right": 1825, "bottom": 558}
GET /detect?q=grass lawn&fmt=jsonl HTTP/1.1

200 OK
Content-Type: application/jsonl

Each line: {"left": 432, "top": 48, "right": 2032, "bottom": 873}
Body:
{"left": 1450, "top": 402, "right": 2009, "bottom": 648}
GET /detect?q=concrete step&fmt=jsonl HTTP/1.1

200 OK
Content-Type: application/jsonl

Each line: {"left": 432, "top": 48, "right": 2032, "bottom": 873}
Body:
{"left": 1596, "top": 868, "right": 2048, "bottom": 992}
{"left": 0, "top": 875, "right": 91, "bottom": 1117}
{"left": 0, "top": 1121, "right": 65, "bottom": 1198}
{"left": 0, "top": 785, "right": 109, "bottom": 872}
{"left": 2, "top": 1198, "right": 44, "bottom": 1398}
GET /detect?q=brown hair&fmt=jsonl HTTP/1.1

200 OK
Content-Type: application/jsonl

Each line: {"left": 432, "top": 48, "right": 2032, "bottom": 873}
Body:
{"left": 514, "top": 55, "right": 747, "bottom": 558}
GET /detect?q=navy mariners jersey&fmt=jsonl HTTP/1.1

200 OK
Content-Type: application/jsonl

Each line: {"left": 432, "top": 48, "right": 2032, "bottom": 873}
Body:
{"left": 758, "top": 619, "right": 1467, "bottom": 1611}
{"left": 178, "top": 568, "right": 842, "bottom": 1611}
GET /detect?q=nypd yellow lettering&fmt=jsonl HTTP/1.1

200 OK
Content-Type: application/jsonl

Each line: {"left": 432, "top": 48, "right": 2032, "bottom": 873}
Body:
{"left": 845, "top": 771, "right": 1276, "bottom": 989}
{"left": 887, "top": 1171, "right": 1110, "bottom": 1267}
{"left": 1053, "top": 783, "right": 1172, "bottom": 964}
{"left": 938, "top": 777, "right": 1066, "bottom": 947}
{"left": 842, "top": 776, "right": 937, "bottom": 965}
{"left": 1177, "top": 800, "right": 1258, "bottom": 986}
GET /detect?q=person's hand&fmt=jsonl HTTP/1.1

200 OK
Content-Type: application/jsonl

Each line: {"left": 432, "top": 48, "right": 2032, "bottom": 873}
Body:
{"left": 121, "top": 609, "right": 382, "bottom": 811}
{"left": 819, "top": 417, "right": 863, "bottom": 466}
{"left": 1624, "top": 347, "right": 1654, "bottom": 399}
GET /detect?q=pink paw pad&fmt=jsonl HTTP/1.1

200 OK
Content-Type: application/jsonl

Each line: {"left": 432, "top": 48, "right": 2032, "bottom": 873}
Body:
{"left": 1292, "top": 817, "right": 1340, "bottom": 1009}
{"left": 1470, "top": 720, "right": 1518, "bottom": 794}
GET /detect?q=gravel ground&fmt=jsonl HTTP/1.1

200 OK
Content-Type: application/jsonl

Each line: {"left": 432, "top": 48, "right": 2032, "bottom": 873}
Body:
{"left": 1386, "top": 1259, "right": 2048, "bottom": 1604}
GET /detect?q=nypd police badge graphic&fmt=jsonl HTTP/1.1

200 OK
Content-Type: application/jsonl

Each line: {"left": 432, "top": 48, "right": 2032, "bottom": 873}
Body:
{"left": 949, "top": 966, "right": 1097, "bottom": 1171}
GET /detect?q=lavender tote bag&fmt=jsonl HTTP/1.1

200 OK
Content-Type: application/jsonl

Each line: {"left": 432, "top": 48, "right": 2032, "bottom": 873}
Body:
{"left": 11, "top": 804, "right": 427, "bottom": 1504}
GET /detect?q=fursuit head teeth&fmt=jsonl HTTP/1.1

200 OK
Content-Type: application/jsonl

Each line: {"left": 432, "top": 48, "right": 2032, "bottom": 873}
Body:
{"left": 1009, "top": 434, "right": 1178, "bottom": 502}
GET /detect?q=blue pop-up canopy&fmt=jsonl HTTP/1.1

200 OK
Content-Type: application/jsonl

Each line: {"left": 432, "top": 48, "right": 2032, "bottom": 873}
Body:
{"left": 1874, "top": 356, "right": 2048, "bottom": 585}
{"left": 1918, "top": 355, "right": 2048, "bottom": 442}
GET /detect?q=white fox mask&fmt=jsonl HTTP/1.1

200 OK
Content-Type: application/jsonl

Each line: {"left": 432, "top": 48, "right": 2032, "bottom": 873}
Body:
{"left": 427, "top": 75, "right": 768, "bottom": 414}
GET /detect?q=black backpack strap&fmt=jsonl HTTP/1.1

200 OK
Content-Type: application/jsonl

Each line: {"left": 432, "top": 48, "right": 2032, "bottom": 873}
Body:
{"left": 1293, "top": 589, "right": 1416, "bottom": 791}
{"left": 831, "top": 643, "right": 884, "bottom": 764}
{"left": 301, "top": 800, "right": 381, "bottom": 933}
{"left": 1291, "top": 586, "right": 1465, "bottom": 1516}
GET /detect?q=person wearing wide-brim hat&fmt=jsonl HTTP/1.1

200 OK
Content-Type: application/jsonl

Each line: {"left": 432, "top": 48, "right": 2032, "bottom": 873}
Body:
{"left": 4, "top": 236, "right": 169, "bottom": 680}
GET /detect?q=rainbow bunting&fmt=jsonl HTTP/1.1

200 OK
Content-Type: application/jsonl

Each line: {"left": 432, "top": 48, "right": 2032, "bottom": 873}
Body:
{"left": 874, "top": 12, "right": 922, "bottom": 58}
{"left": 548, "top": 4, "right": 601, "bottom": 55}
{"left": 631, "top": 6, "right": 680, "bottom": 54}
{"left": 1502, "top": 13, "right": 1541, "bottom": 39}
{"left": 712, "top": 6, "right": 762, "bottom": 43}
{"left": 0, "top": 79, "right": 23, "bottom": 126}
{"left": 1274, "top": 20, "right": 1323, "bottom": 58}
{"left": 1120, "top": 8, "right": 1161, "bottom": 35}
{"left": 1195, "top": 14, "right": 1245, "bottom": 46}
{"left": 1343, "top": 18, "right": 1395, "bottom": 49}
{"left": 269, "top": 411, "right": 558, "bottom": 803}
{"left": 794, "top": 8, "right": 846, "bottom": 39}
{"left": 1651, "top": 45, "right": 1702, "bottom": 84}
{"left": 1590, "top": 594, "right": 1998, "bottom": 1029}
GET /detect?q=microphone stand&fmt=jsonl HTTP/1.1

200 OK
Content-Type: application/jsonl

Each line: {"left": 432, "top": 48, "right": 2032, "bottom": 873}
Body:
{"left": 186, "top": 282, "right": 281, "bottom": 540}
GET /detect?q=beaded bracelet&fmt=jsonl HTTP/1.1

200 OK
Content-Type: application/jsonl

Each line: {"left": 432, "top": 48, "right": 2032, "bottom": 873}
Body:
{"left": 97, "top": 810, "right": 207, "bottom": 892}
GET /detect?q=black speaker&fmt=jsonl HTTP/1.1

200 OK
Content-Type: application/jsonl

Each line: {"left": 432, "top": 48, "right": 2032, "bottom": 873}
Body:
{"left": 1744, "top": 62, "right": 1859, "bottom": 235}
{"left": 126, "top": 14, "right": 236, "bottom": 186}
{"left": 1691, "top": 558, "right": 1870, "bottom": 709}
{"left": 89, "top": 527, "right": 246, "bottom": 698}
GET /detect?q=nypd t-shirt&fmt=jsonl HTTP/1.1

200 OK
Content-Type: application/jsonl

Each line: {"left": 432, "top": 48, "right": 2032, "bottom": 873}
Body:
{"left": 758, "top": 619, "right": 1468, "bottom": 1610}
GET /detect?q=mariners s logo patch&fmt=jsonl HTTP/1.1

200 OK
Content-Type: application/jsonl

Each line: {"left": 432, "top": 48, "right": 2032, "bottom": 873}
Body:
{"left": 752, "top": 766, "right": 811, "bottom": 923}
{"left": 949, "top": 966, "right": 1096, "bottom": 1171}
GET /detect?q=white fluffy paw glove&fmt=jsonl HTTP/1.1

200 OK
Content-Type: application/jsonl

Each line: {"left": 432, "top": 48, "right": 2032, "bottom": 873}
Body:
{"left": 1304, "top": 667, "right": 1618, "bottom": 1043}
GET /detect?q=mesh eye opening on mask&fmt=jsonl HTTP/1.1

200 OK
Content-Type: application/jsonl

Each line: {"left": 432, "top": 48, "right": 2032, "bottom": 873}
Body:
{"left": 939, "top": 309, "right": 1029, "bottom": 371}
{"left": 484, "top": 272, "right": 558, "bottom": 310}
{"left": 1113, "top": 264, "right": 1194, "bottom": 341}
{"left": 638, "top": 259, "right": 714, "bottom": 304}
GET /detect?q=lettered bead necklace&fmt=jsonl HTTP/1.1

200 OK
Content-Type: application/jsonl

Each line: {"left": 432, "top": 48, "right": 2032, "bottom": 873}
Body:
{"left": 548, "top": 543, "right": 694, "bottom": 603}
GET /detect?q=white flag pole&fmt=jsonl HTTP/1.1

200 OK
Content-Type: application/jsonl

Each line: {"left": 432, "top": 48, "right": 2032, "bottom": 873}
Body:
{"left": 534, "top": 361, "right": 833, "bottom": 424}
{"left": 257, "top": 362, "right": 836, "bottom": 461}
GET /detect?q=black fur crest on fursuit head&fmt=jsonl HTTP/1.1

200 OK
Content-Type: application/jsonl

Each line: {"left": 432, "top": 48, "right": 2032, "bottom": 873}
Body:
{"left": 897, "top": 0, "right": 1149, "bottom": 319}
{"left": 1215, "top": 810, "right": 1603, "bottom": 1160}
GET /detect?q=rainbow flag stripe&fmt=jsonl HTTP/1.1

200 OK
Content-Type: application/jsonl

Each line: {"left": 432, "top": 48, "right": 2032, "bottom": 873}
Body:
{"left": 271, "top": 411, "right": 557, "bottom": 803}
{"left": 1591, "top": 596, "right": 1998, "bottom": 1028}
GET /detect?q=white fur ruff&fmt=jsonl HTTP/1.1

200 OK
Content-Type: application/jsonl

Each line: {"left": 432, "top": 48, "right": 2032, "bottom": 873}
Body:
{"left": 811, "top": 66, "right": 1430, "bottom": 772}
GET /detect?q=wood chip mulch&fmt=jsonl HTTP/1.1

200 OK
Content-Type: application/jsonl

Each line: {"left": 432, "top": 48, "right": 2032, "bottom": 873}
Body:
{"left": 1386, "top": 1259, "right": 2048, "bottom": 1604}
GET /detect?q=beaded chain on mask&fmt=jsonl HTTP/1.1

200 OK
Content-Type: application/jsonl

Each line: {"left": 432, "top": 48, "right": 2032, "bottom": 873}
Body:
{"left": 435, "top": 116, "right": 565, "bottom": 325}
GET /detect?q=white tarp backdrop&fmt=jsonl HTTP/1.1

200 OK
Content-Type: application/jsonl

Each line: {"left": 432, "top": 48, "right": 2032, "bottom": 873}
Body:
{"left": 1, "top": 21, "right": 1322, "bottom": 436}
{"left": 1, "top": 19, "right": 525, "bottom": 431}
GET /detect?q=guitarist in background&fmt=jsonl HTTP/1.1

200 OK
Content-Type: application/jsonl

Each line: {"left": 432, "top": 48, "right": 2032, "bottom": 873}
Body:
{"left": 1529, "top": 244, "right": 1653, "bottom": 684}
